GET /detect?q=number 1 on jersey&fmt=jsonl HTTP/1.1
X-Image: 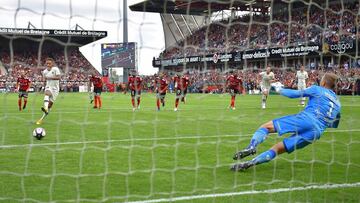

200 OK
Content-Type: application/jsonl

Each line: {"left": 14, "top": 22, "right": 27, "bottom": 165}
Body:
{"left": 327, "top": 101, "right": 334, "bottom": 117}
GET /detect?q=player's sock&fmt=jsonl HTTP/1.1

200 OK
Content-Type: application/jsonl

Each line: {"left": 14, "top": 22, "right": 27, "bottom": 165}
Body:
{"left": 262, "top": 95, "right": 267, "bottom": 104}
{"left": 156, "top": 99, "right": 160, "bottom": 110}
{"left": 161, "top": 99, "right": 165, "bottom": 107}
{"left": 137, "top": 97, "right": 141, "bottom": 107}
{"left": 301, "top": 97, "right": 305, "bottom": 105}
{"left": 248, "top": 127, "right": 269, "bottom": 148}
{"left": 251, "top": 149, "right": 276, "bottom": 165}
{"left": 98, "top": 96, "right": 102, "bottom": 108}
{"left": 175, "top": 98, "right": 179, "bottom": 108}
{"left": 48, "top": 101, "right": 53, "bottom": 110}
{"left": 94, "top": 96, "right": 98, "bottom": 108}
{"left": 44, "top": 95, "right": 49, "bottom": 111}
{"left": 89, "top": 93, "right": 94, "bottom": 103}
{"left": 18, "top": 98, "right": 22, "bottom": 111}
{"left": 23, "top": 98, "right": 27, "bottom": 109}
{"left": 131, "top": 98, "right": 135, "bottom": 107}
{"left": 231, "top": 96, "right": 235, "bottom": 107}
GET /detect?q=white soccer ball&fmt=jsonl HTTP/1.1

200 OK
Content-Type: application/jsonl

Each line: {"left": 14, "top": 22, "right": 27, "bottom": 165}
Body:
{"left": 33, "top": 127, "right": 46, "bottom": 140}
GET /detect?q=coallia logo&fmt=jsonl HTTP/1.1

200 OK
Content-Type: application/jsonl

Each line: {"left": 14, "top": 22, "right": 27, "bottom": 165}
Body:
{"left": 330, "top": 42, "right": 353, "bottom": 54}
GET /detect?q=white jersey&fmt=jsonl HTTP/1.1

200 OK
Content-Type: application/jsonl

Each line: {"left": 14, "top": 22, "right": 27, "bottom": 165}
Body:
{"left": 43, "top": 66, "right": 61, "bottom": 90}
{"left": 260, "top": 71, "right": 275, "bottom": 87}
{"left": 296, "top": 70, "right": 308, "bottom": 87}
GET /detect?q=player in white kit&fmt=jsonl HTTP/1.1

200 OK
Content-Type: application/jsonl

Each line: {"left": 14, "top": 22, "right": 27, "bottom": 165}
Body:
{"left": 259, "top": 66, "right": 275, "bottom": 109}
{"left": 296, "top": 65, "right": 308, "bottom": 106}
{"left": 36, "top": 58, "right": 61, "bottom": 125}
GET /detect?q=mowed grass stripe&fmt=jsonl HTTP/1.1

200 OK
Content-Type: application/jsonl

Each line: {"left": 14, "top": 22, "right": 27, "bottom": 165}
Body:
{"left": 0, "top": 93, "right": 359, "bottom": 202}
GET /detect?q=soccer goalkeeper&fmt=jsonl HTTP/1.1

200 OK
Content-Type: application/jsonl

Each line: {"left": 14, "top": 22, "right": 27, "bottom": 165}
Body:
{"left": 231, "top": 73, "right": 341, "bottom": 171}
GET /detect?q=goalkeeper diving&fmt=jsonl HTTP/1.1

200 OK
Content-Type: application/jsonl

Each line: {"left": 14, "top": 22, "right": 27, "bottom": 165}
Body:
{"left": 231, "top": 73, "right": 341, "bottom": 171}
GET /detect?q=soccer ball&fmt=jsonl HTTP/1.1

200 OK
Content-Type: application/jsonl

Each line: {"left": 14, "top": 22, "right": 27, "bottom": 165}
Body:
{"left": 33, "top": 127, "right": 46, "bottom": 140}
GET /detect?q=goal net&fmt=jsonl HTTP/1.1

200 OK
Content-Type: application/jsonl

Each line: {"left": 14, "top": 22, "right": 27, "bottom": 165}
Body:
{"left": 0, "top": 0, "right": 359, "bottom": 202}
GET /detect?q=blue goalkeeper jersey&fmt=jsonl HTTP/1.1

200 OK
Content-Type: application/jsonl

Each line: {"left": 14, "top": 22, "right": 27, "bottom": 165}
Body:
{"left": 280, "top": 85, "right": 341, "bottom": 130}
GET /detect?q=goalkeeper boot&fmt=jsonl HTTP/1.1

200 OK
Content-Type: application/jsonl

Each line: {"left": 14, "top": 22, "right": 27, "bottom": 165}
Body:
{"left": 233, "top": 147, "right": 256, "bottom": 160}
{"left": 230, "top": 161, "right": 255, "bottom": 172}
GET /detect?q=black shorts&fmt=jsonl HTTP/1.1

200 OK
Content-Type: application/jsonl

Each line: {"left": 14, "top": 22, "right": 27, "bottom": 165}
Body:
{"left": 94, "top": 87, "right": 102, "bottom": 95}
{"left": 131, "top": 90, "right": 141, "bottom": 97}
{"left": 157, "top": 92, "right": 166, "bottom": 99}
{"left": 229, "top": 88, "right": 239, "bottom": 96}
{"left": 175, "top": 88, "right": 187, "bottom": 97}
{"left": 18, "top": 91, "right": 28, "bottom": 98}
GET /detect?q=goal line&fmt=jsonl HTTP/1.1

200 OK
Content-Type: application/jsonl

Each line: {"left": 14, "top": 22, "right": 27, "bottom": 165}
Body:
{"left": 127, "top": 182, "right": 360, "bottom": 203}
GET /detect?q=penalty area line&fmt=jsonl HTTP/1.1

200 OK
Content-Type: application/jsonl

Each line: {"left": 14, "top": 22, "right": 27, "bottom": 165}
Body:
{"left": 127, "top": 182, "right": 360, "bottom": 203}
{"left": 0, "top": 129, "right": 359, "bottom": 149}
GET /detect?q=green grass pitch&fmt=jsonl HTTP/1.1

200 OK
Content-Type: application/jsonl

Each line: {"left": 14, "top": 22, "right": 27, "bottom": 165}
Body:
{"left": 0, "top": 92, "right": 359, "bottom": 202}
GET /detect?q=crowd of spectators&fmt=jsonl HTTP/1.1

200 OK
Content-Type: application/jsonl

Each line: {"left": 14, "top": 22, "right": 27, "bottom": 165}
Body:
{"left": 159, "top": 1, "right": 358, "bottom": 59}
{"left": 0, "top": 0, "right": 359, "bottom": 95}
{"left": 0, "top": 49, "right": 97, "bottom": 92}
{"left": 0, "top": 52, "right": 359, "bottom": 95}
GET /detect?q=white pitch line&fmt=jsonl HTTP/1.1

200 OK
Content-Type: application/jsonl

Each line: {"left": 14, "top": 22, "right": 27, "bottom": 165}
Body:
{"left": 0, "top": 129, "right": 359, "bottom": 149}
{"left": 1, "top": 104, "right": 360, "bottom": 115}
{"left": 126, "top": 182, "right": 360, "bottom": 203}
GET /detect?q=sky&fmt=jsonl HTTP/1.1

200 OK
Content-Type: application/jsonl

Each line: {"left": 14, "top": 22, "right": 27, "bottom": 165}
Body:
{"left": 0, "top": 0, "right": 164, "bottom": 75}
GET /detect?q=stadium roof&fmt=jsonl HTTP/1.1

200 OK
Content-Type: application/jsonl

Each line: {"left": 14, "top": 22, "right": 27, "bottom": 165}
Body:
{"left": 0, "top": 28, "right": 107, "bottom": 46}
{"left": 130, "top": 0, "right": 272, "bottom": 15}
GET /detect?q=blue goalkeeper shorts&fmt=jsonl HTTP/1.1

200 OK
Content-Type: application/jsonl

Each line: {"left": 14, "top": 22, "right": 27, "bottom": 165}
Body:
{"left": 272, "top": 114, "right": 324, "bottom": 153}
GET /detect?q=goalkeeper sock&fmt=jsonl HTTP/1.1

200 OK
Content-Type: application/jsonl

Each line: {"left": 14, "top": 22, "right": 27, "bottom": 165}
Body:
{"left": 44, "top": 95, "right": 49, "bottom": 111}
{"left": 248, "top": 127, "right": 269, "bottom": 148}
{"left": 251, "top": 149, "right": 276, "bottom": 165}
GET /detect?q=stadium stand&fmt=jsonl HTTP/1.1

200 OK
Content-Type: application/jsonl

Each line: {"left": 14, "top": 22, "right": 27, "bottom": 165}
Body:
{"left": 159, "top": 1, "right": 358, "bottom": 59}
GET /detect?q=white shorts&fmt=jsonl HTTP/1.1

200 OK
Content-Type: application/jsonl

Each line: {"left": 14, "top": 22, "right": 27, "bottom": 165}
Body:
{"left": 261, "top": 85, "right": 270, "bottom": 93}
{"left": 298, "top": 85, "right": 306, "bottom": 90}
{"left": 45, "top": 87, "right": 59, "bottom": 102}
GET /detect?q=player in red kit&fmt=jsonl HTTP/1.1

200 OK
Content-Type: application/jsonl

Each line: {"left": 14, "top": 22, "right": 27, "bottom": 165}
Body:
{"left": 89, "top": 74, "right": 103, "bottom": 109}
{"left": 128, "top": 72, "right": 143, "bottom": 111}
{"left": 173, "top": 73, "right": 189, "bottom": 111}
{"left": 226, "top": 71, "right": 244, "bottom": 110}
{"left": 154, "top": 73, "right": 168, "bottom": 111}
{"left": 16, "top": 70, "right": 31, "bottom": 111}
